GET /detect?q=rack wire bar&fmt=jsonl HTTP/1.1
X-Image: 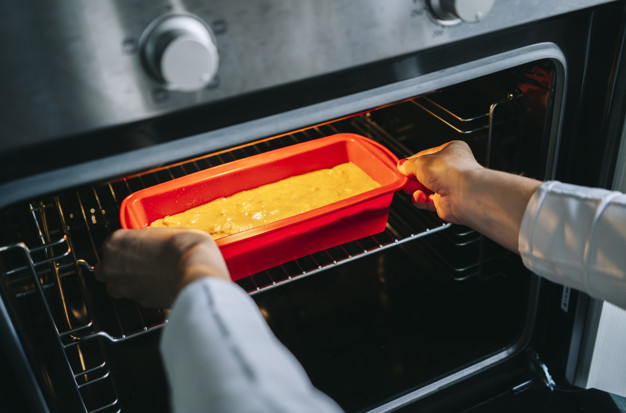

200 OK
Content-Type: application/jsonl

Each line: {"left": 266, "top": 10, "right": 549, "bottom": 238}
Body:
{"left": 245, "top": 219, "right": 452, "bottom": 295}
{"left": 411, "top": 98, "right": 490, "bottom": 135}
{"left": 89, "top": 400, "right": 120, "bottom": 413}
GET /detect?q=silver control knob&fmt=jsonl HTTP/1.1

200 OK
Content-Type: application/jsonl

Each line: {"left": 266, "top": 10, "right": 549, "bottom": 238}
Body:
{"left": 429, "top": 0, "right": 495, "bottom": 24}
{"left": 141, "top": 15, "right": 219, "bottom": 92}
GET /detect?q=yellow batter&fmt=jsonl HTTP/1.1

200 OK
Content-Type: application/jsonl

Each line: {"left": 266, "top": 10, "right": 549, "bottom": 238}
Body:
{"left": 149, "top": 162, "right": 380, "bottom": 239}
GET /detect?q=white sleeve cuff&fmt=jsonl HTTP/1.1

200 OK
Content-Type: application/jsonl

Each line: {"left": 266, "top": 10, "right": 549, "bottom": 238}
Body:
{"left": 160, "top": 277, "right": 344, "bottom": 413}
{"left": 519, "top": 181, "right": 626, "bottom": 309}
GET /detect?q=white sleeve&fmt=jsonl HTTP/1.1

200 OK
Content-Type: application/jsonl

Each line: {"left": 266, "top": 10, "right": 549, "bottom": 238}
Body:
{"left": 160, "top": 277, "right": 344, "bottom": 413}
{"left": 519, "top": 180, "right": 626, "bottom": 309}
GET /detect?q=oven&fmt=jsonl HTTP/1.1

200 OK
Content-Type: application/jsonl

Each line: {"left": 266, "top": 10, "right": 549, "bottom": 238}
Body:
{"left": 1, "top": 1, "right": 626, "bottom": 412}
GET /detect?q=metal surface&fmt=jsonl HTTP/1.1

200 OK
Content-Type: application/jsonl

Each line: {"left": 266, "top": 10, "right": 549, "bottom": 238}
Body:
{"left": 0, "top": 281, "right": 48, "bottom": 413}
{"left": 1, "top": 240, "right": 119, "bottom": 413}
{"left": 567, "top": 131, "right": 626, "bottom": 397}
{"left": 0, "top": 0, "right": 613, "bottom": 155}
{"left": 616, "top": 121, "right": 626, "bottom": 191}
{"left": 0, "top": 43, "right": 566, "bottom": 208}
{"left": 428, "top": 0, "right": 495, "bottom": 24}
{"left": 580, "top": 302, "right": 626, "bottom": 397}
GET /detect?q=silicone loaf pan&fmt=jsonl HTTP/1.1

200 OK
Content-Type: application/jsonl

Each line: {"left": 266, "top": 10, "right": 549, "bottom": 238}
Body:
{"left": 120, "top": 133, "right": 408, "bottom": 281}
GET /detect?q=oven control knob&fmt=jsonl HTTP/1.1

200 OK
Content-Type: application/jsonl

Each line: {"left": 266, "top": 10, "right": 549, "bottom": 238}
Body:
{"left": 428, "top": 0, "right": 495, "bottom": 23}
{"left": 141, "top": 14, "right": 219, "bottom": 92}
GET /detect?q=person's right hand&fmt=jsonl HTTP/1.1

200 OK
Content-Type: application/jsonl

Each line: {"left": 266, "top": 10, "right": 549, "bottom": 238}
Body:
{"left": 397, "top": 140, "right": 483, "bottom": 225}
{"left": 94, "top": 228, "right": 231, "bottom": 308}
{"left": 397, "top": 140, "right": 542, "bottom": 252}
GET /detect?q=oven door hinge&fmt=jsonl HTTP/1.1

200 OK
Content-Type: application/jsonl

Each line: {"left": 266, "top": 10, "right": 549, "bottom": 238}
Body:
{"left": 527, "top": 349, "right": 556, "bottom": 392}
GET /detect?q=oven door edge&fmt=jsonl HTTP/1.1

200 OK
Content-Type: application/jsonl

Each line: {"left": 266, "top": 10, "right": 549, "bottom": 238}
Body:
{"left": 0, "top": 42, "right": 567, "bottom": 210}
{"left": 370, "top": 274, "right": 545, "bottom": 413}
{"left": 565, "top": 126, "right": 626, "bottom": 398}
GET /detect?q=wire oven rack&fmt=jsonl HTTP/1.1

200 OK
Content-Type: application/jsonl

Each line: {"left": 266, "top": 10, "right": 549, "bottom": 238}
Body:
{"left": 0, "top": 89, "right": 525, "bottom": 413}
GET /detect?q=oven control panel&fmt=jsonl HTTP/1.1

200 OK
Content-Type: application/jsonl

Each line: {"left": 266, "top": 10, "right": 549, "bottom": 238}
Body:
{"left": 140, "top": 14, "right": 219, "bottom": 92}
{"left": 428, "top": 0, "right": 495, "bottom": 24}
{"left": 0, "top": 0, "right": 616, "bottom": 156}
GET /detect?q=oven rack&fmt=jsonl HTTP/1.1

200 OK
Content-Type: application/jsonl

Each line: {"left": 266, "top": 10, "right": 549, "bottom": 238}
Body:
{"left": 0, "top": 196, "right": 452, "bottom": 342}
{"left": 412, "top": 97, "right": 490, "bottom": 135}
{"left": 0, "top": 239, "right": 122, "bottom": 413}
{"left": 241, "top": 198, "right": 452, "bottom": 295}
{"left": 408, "top": 91, "right": 523, "bottom": 279}
{"left": 0, "top": 91, "right": 524, "bottom": 341}
{"left": 353, "top": 92, "right": 523, "bottom": 279}
{"left": 0, "top": 90, "right": 525, "bottom": 412}
{"left": 413, "top": 90, "right": 524, "bottom": 167}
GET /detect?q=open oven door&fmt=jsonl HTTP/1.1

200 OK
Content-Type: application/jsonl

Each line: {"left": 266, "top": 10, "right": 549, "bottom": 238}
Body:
{"left": 563, "top": 137, "right": 626, "bottom": 401}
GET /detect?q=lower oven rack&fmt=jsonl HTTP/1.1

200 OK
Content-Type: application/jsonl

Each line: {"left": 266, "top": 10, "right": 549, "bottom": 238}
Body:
{"left": 1, "top": 200, "right": 453, "bottom": 344}
{"left": 0, "top": 240, "right": 122, "bottom": 413}
{"left": 0, "top": 86, "right": 526, "bottom": 412}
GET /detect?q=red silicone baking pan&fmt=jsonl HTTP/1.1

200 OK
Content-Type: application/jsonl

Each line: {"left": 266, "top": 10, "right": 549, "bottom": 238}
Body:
{"left": 120, "top": 133, "right": 408, "bottom": 281}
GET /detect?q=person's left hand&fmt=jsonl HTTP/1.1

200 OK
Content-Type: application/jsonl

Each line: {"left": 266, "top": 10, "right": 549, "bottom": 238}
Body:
{"left": 94, "top": 228, "right": 231, "bottom": 308}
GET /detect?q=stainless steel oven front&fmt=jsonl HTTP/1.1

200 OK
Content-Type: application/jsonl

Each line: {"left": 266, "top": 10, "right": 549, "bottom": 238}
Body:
{"left": 1, "top": 1, "right": 626, "bottom": 412}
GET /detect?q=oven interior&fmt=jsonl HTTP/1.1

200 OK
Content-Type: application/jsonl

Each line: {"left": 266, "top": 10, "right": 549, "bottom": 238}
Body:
{"left": 0, "top": 59, "right": 556, "bottom": 412}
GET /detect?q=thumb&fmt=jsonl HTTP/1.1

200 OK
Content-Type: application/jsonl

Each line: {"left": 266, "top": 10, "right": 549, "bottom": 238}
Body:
{"left": 397, "top": 157, "right": 416, "bottom": 177}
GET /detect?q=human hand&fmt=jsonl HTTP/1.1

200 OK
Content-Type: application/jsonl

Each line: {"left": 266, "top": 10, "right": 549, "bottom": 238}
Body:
{"left": 397, "top": 140, "right": 483, "bottom": 224}
{"left": 94, "top": 228, "right": 231, "bottom": 308}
